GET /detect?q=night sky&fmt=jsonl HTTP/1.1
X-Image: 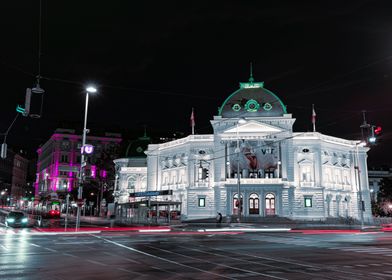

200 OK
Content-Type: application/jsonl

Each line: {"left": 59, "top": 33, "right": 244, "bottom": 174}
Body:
{"left": 0, "top": 1, "right": 391, "bottom": 166}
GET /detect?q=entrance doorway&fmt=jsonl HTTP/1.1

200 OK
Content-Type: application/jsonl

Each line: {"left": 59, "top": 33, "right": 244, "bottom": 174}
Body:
{"left": 249, "top": 193, "right": 259, "bottom": 215}
{"left": 233, "top": 193, "right": 243, "bottom": 215}
{"left": 265, "top": 193, "right": 275, "bottom": 216}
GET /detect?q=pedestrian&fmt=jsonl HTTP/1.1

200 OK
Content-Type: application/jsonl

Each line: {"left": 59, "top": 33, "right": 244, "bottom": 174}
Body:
{"left": 109, "top": 214, "right": 116, "bottom": 228}
{"left": 216, "top": 212, "right": 222, "bottom": 227}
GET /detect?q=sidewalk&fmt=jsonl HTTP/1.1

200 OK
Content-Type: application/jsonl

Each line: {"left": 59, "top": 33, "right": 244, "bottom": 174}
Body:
{"left": 43, "top": 214, "right": 386, "bottom": 234}
{"left": 61, "top": 214, "right": 111, "bottom": 227}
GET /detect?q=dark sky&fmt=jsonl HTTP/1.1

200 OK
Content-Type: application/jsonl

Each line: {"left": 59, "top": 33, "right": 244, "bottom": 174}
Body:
{"left": 0, "top": 1, "right": 391, "bottom": 166}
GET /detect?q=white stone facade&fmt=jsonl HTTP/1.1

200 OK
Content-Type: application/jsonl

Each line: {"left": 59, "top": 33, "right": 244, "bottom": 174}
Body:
{"left": 116, "top": 80, "right": 373, "bottom": 223}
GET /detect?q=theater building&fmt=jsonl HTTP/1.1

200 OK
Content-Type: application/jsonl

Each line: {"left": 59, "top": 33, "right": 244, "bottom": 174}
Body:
{"left": 117, "top": 77, "right": 373, "bottom": 223}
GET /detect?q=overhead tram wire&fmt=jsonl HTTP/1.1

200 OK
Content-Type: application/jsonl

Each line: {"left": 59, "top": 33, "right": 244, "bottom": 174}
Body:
{"left": 286, "top": 54, "right": 392, "bottom": 100}
{"left": 2, "top": 55, "right": 391, "bottom": 110}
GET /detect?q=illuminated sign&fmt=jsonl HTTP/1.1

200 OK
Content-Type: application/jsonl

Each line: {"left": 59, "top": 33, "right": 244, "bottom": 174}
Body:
{"left": 129, "top": 190, "right": 173, "bottom": 197}
{"left": 81, "top": 144, "right": 94, "bottom": 154}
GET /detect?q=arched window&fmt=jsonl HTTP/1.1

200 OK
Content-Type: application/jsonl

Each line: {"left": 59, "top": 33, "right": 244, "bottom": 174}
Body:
{"left": 265, "top": 193, "right": 275, "bottom": 216}
{"left": 127, "top": 176, "right": 136, "bottom": 191}
{"left": 233, "top": 193, "right": 243, "bottom": 215}
{"left": 249, "top": 193, "right": 259, "bottom": 215}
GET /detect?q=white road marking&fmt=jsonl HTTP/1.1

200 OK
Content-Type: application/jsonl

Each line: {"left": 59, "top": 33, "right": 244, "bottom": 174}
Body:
{"left": 54, "top": 241, "right": 96, "bottom": 245}
{"left": 147, "top": 244, "right": 288, "bottom": 280}
{"left": 63, "top": 253, "right": 78, "bottom": 258}
{"left": 0, "top": 244, "right": 9, "bottom": 251}
{"left": 116, "top": 267, "right": 145, "bottom": 276}
{"left": 139, "top": 229, "right": 171, "bottom": 233}
{"left": 92, "top": 234, "right": 270, "bottom": 280}
{"left": 199, "top": 228, "right": 291, "bottom": 232}
{"left": 124, "top": 257, "right": 141, "bottom": 264}
{"left": 87, "top": 259, "right": 107, "bottom": 266}
{"left": 43, "top": 247, "right": 57, "bottom": 252}
{"left": 370, "top": 272, "right": 392, "bottom": 278}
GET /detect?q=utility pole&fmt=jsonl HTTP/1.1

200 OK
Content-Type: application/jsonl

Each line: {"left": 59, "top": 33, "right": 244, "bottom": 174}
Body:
{"left": 360, "top": 110, "right": 370, "bottom": 144}
{"left": 1, "top": 114, "right": 20, "bottom": 159}
{"left": 64, "top": 194, "right": 70, "bottom": 230}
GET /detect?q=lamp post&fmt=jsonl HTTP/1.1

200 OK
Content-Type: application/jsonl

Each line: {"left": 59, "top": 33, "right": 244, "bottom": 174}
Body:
{"left": 76, "top": 86, "right": 97, "bottom": 230}
{"left": 354, "top": 141, "right": 366, "bottom": 229}
{"left": 236, "top": 117, "right": 247, "bottom": 222}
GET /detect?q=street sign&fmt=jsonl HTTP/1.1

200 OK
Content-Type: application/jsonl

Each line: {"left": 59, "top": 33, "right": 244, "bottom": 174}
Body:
{"left": 16, "top": 104, "right": 26, "bottom": 114}
{"left": 81, "top": 144, "right": 94, "bottom": 154}
{"left": 129, "top": 190, "right": 173, "bottom": 198}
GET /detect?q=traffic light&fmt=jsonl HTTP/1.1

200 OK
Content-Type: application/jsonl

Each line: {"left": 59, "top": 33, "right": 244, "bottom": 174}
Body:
{"left": 27, "top": 85, "right": 45, "bottom": 118}
{"left": 374, "top": 126, "right": 382, "bottom": 136}
{"left": 202, "top": 168, "right": 209, "bottom": 179}
{"left": 368, "top": 125, "right": 382, "bottom": 145}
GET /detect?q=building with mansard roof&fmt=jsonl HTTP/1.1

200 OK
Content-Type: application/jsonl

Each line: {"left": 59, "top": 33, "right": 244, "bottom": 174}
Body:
{"left": 115, "top": 76, "right": 373, "bottom": 223}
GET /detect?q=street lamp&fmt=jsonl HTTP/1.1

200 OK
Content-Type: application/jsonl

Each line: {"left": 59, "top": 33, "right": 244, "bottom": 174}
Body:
{"left": 76, "top": 85, "right": 97, "bottom": 230}
{"left": 354, "top": 141, "right": 366, "bottom": 229}
{"left": 236, "top": 117, "right": 247, "bottom": 222}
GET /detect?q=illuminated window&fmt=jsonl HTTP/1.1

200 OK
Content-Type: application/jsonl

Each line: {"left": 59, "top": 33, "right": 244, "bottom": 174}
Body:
{"left": 304, "top": 197, "right": 312, "bottom": 207}
{"left": 198, "top": 197, "right": 205, "bottom": 207}
{"left": 127, "top": 177, "right": 136, "bottom": 191}
{"left": 301, "top": 165, "right": 312, "bottom": 182}
{"left": 245, "top": 99, "right": 260, "bottom": 112}
{"left": 232, "top": 104, "right": 241, "bottom": 111}
{"left": 263, "top": 103, "right": 272, "bottom": 111}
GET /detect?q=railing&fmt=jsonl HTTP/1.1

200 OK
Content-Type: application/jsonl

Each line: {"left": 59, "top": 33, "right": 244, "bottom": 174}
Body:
{"left": 373, "top": 217, "right": 392, "bottom": 226}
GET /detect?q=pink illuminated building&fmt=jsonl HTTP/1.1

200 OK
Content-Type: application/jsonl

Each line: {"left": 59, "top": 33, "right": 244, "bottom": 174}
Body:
{"left": 35, "top": 128, "right": 121, "bottom": 201}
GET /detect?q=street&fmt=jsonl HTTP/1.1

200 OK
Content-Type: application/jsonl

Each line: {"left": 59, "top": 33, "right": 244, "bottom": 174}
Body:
{"left": 1, "top": 227, "right": 392, "bottom": 279}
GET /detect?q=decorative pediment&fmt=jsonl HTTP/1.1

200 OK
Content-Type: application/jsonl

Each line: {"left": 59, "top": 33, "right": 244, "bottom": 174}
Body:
{"left": 222, "top": 121, "right": 283, "bottom": 136}
{"left": 298, "top": 158, "right": 313, "bottom": 165}
{"left": 333, "top": 162, "right": 343, "bottom": 168}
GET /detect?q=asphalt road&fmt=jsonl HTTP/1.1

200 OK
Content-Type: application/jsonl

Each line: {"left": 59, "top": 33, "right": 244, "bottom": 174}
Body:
{"left": 1, "top": 228, "right": 392, "bottom": 280}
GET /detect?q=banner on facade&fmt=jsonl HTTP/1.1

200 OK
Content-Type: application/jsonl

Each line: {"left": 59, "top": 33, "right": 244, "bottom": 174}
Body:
{"left": 229, "top": 140, "right": 279, "bottom": 178}
{"left": 129, "top": 190, "right": 173, "bottom": 197}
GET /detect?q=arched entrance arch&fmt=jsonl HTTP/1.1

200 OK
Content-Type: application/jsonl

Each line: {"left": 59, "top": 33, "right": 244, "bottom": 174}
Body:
{"left": 249, "top": 193, "right": 259, "bottom": 215}
{"left": 233, "top": 193, "right": 243, "bottom": 215}
{"left": 265, "top": 193, "right": 275, "bottom": 216}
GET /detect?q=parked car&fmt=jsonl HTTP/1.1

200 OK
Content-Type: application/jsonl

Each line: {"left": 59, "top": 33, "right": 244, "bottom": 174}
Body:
{"left": 5, "top": 211, "right": 28, "bottom": 227}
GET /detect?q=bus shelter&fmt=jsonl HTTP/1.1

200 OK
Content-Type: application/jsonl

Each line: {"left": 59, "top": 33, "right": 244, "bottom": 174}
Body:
{"left": 116, "top": 200, "right": 182, "bottom": 225}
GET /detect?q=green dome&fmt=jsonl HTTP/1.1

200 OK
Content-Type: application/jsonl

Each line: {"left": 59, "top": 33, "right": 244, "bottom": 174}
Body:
{"left": 219, "top": 81, "right": 287, "bottom": 118}
{"left": 124, "top": 135, "right": 151, "bottom": 158}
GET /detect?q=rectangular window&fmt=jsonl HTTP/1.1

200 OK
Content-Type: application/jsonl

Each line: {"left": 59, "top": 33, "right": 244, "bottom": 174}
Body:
{"left": 61, "top": 155, "right": 68, "bottom": 163}
{"left": 304, "top": 197, "right": 312, "bottom": 207}
{"left": 301, "top": 166, "right": 312, "bottom": 182}
{"left": 198, "top": 197, "right": 205, "bottom": 207}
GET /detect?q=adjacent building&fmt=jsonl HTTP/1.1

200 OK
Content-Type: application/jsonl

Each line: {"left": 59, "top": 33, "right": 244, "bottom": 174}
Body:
{"left": 35, "top": 128, "right": 122, "bottom": 205}
{"left": 0, "top": 148, "right": 29, "bottom": 206}
{"left": 368, "top": 167, "right": 392, "bottom": 202}
{"left": 115, "top": 77, "right": 373, "bottom": 223}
